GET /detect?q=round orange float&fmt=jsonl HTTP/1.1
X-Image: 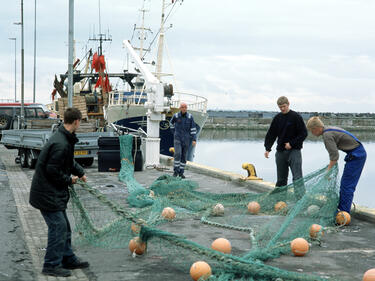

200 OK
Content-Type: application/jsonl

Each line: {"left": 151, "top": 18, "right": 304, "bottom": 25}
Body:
{"left": 212, "top": 203, "right": 224, "bottom": 216}
{"left": 128, "top": 237, "right": 146, "bottom": 255}
{"left": 274, "top": 201, "right": 287, "bottom": 212}
{"left": 162, "top": 207, "right": 176, "bottom": 220}
{"left": 336, "top": 211, "right": 351, "bottom": 226}
{"left": 309, "top": 224, "right": 324, "bottom": 239}
{"left": 247, "top": 201, "right": 261, "bottom": 214}
{"left": 190, "top": 261, "right": 212, "bottom": 281}
{"left": 363, "top": 268, "right": 375, "bottom": 281}
{"left": 290, "top": 238, "right": 309, "bottom": 256}
{"left": 211, "top": 238, "right": 231, "bottom": 254}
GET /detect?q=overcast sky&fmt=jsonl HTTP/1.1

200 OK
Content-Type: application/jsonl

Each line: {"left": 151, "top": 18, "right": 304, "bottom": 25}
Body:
{"left": 1, "top": 0, "right": 375, "bottom": 112}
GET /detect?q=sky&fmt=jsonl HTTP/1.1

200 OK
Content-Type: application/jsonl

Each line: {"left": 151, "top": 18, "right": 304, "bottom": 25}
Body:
{"left": 1, "top": 0, "right": 375, "bottom": 112}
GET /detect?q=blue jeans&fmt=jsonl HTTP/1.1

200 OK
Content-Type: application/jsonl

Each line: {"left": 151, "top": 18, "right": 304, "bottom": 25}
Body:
{"left": 339, "top": 144, "right": 367, "bottom": 213}
{"left": 40, "top": 210, "right": 77, "bottom": 268}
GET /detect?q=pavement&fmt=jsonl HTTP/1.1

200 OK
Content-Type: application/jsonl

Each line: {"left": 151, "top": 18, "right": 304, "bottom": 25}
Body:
{"left": 1, "top": 144, "right": 375, "bottom": 281}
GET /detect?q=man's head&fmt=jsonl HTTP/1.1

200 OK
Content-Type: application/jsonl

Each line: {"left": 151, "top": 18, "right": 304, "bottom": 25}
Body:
{"left": 306, "top": 116, "right": 324, "bottom": 136}
{"left": 63, "top": 108, "right": 82, "bottom": 133}
{"left": 277, "top": 96, "right": 290, "bottom": 114}
{"left": 179, "top": 102, "right": 188, "bottom": 114}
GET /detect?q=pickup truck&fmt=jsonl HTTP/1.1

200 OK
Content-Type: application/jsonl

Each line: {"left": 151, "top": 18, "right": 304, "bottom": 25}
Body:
{"left": 0, "top": 125, "right": 115, "bottom": 168}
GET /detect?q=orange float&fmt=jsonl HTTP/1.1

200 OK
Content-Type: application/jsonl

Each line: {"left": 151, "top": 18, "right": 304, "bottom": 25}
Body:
{"left": 211, "top": 238, "right": 231, "bottom": 254}
{"left": 290, "top": 238, "right": 309, "bottom": 256}
{"left": 128, "top": 237, "right": 146, "bottom": 255}
{"left": 363, "top": 268, "right": 375, "bottom": 281}
{"left": 247, "top": 201, "right": 261, "bottom": 214}
{"left": 309, "top": 224, "right": 324, "bottom": 239}
{"left": 162, "top": 207, "right": 176, "bottom": 220}
{"left": 190, "top": 261, "right": 212, "bottom": 281}
{"left": 336, "top": 211, "right": 351, "bottom": 226}
{"left": 274, "top": 201, "right": 287, "bottom": 212}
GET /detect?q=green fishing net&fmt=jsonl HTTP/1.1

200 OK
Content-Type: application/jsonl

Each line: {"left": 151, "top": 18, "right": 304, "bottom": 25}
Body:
{"left": 70, "top": 134, "right": 340, "bottom": 280}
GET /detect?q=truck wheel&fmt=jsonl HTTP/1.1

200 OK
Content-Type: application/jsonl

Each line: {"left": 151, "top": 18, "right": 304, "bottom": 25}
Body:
{"left": 20, "top": 149, "right": 29, "bottom": 168}
{"left": 26, "top": 150, "right": 37, "bottom": 169}
{"left": 0, "top": 114, "right": 12, "bottom": 130}
{"left": 76, "top": 157, "right": 94, "bottom": 167}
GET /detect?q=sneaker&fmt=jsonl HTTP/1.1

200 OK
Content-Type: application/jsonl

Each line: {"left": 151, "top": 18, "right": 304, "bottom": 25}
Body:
{"left": 62, "top": 258, "right": 90, "bottom": 270}
{"left": 173, "top": 172, "right": 178, "bottom": 177}
{"left": 180, "top": 174, "right": 185, "bottom": 179}
{"left": 42, "top": 266, "right": 72, "bottom": 277}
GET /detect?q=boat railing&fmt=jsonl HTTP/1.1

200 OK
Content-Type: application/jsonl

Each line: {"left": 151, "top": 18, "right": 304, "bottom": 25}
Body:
{"left": 108, "top": 90, "right": 208, "bottom": 113}
{"left": 170, "top": 91, "right": 208, "bottom": 113}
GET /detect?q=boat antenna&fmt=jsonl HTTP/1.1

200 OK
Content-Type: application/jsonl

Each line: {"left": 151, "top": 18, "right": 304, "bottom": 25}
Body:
{"left": 141, "top": 0, "right": 181, "bottom": 61}
{"left": 89, "top": 0, "right": 112, "bottom": 56}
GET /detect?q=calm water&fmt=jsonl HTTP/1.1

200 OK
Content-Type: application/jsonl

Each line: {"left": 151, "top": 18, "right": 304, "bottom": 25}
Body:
{"left": 195, "top": 129, "right": 375, "bottom": 209}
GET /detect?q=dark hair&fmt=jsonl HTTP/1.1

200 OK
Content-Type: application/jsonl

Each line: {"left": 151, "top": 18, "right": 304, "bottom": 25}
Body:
{"left": 64, "top": 108, "right": 82, "bottom": 124}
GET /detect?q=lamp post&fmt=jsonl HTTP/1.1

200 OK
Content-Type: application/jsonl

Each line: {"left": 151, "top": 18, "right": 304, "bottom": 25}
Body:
{"left": 8, "top": 38, "right": 17, "bottom": 102}
{"left": 14, "top": 0, "right": 24, "bottom": 120}
{"left": 33, "top": 0, "right": 36, "bottom": 103}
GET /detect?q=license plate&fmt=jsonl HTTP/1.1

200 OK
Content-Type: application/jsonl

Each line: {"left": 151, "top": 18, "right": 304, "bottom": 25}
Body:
{"left": 74, "top": 150, "right": 88, "bottom": 156}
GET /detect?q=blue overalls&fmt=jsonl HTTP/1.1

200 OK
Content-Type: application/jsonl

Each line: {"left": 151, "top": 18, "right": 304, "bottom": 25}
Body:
{"left": 170, "top": 112, "right": 197, "bottom": 176}
{"left": 324, "top": 129, "right": 367, "bottom": 213}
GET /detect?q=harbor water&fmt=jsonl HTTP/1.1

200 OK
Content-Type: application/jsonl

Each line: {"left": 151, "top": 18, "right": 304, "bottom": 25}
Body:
{"left": 195, "top": 129, "right": 375, "bottom": 209}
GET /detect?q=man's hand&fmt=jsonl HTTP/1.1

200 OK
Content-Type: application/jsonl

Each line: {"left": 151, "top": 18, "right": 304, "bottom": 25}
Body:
{"left": 192, "top": 141, "right": 196, "bottom": 147}
{"left": 285, "top": 142, "right": 292, "bottom": 150}
{"left": 264, "top": 151, "right": 270, "bottom": 158}
{"left": 80, "top": 175, "right": 87, "bottom": 182}
{"left": 71, "top": 176, "right": 79, "bottom": 184}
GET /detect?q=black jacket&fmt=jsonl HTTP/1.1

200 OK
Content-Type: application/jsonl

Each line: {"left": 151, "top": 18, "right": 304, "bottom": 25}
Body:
{"left": 264, "top": 110, "right": 307, "bottom": 152}
{"left": 29, "top": 125, "right": 84, "bottom": 211}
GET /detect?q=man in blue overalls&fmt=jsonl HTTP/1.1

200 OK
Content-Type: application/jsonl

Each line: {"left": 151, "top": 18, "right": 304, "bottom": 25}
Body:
{"left": 169, "top": 103, "right": 197, "bottom": 178}
{"left": 307, "top": 116, "right": 367, "bottom": 213}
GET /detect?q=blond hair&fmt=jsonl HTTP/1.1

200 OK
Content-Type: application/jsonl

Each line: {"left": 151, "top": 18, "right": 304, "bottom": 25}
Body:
{"left": 277, "top": 96, "right": 289, "bottom": 106}
{"left": 306, "top": 116, "right": 324, "bottom": 130}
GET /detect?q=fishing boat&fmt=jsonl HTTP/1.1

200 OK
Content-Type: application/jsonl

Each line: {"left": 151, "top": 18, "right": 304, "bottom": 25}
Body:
{"left": 52, "top": 0, "right": 208, "bottom": 161}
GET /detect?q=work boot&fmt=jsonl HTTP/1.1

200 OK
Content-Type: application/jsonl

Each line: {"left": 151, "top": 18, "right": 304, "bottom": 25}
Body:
{"left": 173, "top": 172, "right": 178, "bottom": 177}
{"left": 42, "top": 266, "right": 72, "bottom": 277}
{"left": 62, "top": 258, "right": 90, "bottom": 270}
{"left": 179, "top": 174, "right": 185, "bottom": 179}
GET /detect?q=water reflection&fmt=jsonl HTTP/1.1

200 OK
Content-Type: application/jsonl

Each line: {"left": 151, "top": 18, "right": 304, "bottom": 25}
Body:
{"left": 195, "top": 129, "right": 375, "bottom": 209}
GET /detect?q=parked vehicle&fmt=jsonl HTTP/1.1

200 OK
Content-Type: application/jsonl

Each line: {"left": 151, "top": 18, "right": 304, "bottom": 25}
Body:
{"left": 0, "top": 103, "right": 57, "bottom": 138}
{"left": 0, "top": 124, "right": 116, "bottom": 168}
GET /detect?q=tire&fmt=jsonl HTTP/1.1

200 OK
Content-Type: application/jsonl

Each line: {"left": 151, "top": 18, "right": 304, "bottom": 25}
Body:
{"left": 26, "top": 150, "right": 37, "bottom": 169}
{"left": 76, "top": 157, "right": 94, "bottom": 167}
{"left": 20, "top": 149, "right": 28, "bottom": 168}
{"left": 0, "top": 114, "right": 12, "bottom": 130}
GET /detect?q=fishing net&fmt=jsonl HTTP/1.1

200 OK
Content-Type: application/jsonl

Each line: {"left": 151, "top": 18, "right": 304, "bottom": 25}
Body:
{"left": 70, "top": 134, "right": 340, "bottom": 280}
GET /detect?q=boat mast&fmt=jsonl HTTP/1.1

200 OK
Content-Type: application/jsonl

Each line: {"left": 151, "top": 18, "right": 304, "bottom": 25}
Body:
{"left": 155, "top": 0, "right": 166, "bottom": 80}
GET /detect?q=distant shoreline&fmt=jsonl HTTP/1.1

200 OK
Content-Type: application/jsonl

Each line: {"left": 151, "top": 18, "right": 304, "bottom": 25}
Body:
{"left": 204, "top": 110, "right": 375, "bottom": 131}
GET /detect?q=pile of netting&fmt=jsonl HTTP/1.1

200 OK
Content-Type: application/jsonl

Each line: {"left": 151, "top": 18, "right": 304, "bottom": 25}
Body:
{"left": 70, "top": 134, "right": 340, "bottom": 281}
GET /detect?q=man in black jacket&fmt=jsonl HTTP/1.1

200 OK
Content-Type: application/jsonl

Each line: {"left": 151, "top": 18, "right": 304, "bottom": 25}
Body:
{"left": 30, "top": 108, "right": 89, "bottom": 277}
{"left": 264, "top": 96, "right": 307, "bottom": 198}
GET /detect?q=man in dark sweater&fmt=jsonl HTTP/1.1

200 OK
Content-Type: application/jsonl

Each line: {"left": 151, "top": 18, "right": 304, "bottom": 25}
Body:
{"left": 264, "top": 96, "right": 308, "bottom": 197}
{"left": 30, "top": 108, "right": 89, "bottom": 277}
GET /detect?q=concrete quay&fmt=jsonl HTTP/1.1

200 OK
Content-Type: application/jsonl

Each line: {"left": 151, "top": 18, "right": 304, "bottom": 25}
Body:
{"left": 1, "top": 145, "right": 375, "bottom": 281}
